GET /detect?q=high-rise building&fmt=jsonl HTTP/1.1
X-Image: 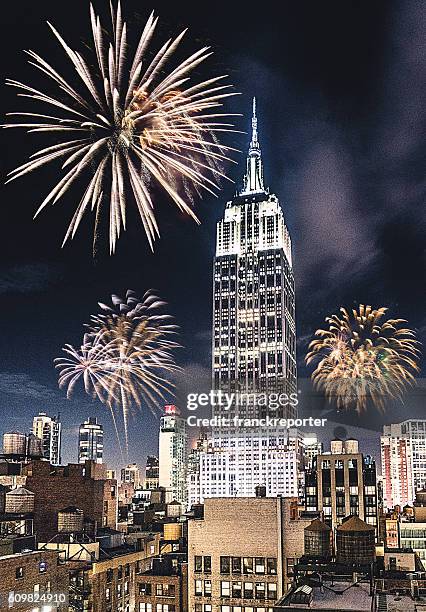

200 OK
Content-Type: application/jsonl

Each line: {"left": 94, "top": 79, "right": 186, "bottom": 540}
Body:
{"left": 188, "top": 430, "right": 305, "bottom": 506}
{"left": 381, "top": 420, "right": 426, "bottom": 509}
{"left": 121, "top": 463, "right": 141, "bottom": 489}
{"left": 32, "top": 411, "right": 62, "bottom": 465}
{"left": 212, "top": 97, "right": 296, "bottom": 411}
{"left": 144, "top": 455, "right": 159, "bottom": 489}
{"left": 159, "top": 405, "right": 187, "bottom": 504}
{"left": 305, "top": 439, "right": 379, "bottom": 533}
{"left": 78, "top": 417, "right": 104, "bottom": 464}
{"left": 188, "top": 99, "right": 301, "bottom": 505}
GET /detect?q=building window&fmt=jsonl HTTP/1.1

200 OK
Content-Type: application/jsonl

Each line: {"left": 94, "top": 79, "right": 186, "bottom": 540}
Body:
{"left": 232, "top": 581, "right": 242, "bottom": 598}
{"left": 39, "top": 561, "right": 47, "bottom": 574}
{"left": 204, "top": 556, "right": 212, "bottom": 573}
{"left": 15, "top": 567, "right": 24, "bottom": 579}
{"left": 118, "top": 565, "right": 123, "bottom": 580}
{"left": 195, "top": 580, "right": 203, "bottom": 596}
{"left": 195, "top": 556, "right": 203, "bottom": 572}
{"left": 232, "top": 557, "right": 241, "bottom": 574}
{"left": 255, "top": 583, "right": 266, "bottom": 599}
{"left": 156, "top": 584, "right": 175, "bottom": 597}
{"left": 243, "top": 557, "right": 254, "bottom": 574}
{"left": 139, "top": 605, "right": 153, "bottom": 612}
{"left": 244, "top": 582, "right": 254, "bottom": 599}
{"left": 220, "top": 556, "right": 231, "bottom": 574}
{"left": 255, "top": 558, "right": 265, "bottom": 574}
{"left": 267, "top": 582, "right": 277, "bottom": 599}
{"left": 266, "top": 558, "right": 277, "bottom": 575}
{"left": 125, "top": 564, "right": 130, "bottom": 577}
{"left": 105, "top": 588, "right": 111, "bottom": 602}
{"left": 106, "top": 569, "right": 113, "bottom": 583}
{"left": 221, "top": 581, "right": 231, "bottom": 597}
{"left": 204, "top": 580, "right": 212, "bottom": 597}
{"left": 139, "top": 583, "right": 152, "bottom": 596}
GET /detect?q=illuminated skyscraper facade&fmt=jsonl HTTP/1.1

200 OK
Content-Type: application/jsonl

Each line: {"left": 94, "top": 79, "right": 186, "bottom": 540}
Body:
{"left": 78, "top": 417, "right": 104, "bottom": 464}
{"left": 188, "top": 100, "right": 301, "bottom": 506}
{"left": 32, "top": 411, "right": 62, "bottom": 466}
{"left": 212, "top": 98, "right": 296, "bottom": 417}
{"left": 159, "top": 405, "right": 188, "bottom": 504}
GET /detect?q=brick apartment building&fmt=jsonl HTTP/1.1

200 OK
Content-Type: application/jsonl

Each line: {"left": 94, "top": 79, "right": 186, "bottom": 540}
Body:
{"left": 23, "top": 460, "right": 117, "bottom": 541}
{"left": 188, "top": 497, "right": 306, "bottom": 612}
{"left": 88, "top": 545, "right": 159, "bottom": 612}
{"left": 0, "top": 549, "right": 69, "bottom": 611}
{"left": 136, "top": 554, "right": 188, "bottom": 612}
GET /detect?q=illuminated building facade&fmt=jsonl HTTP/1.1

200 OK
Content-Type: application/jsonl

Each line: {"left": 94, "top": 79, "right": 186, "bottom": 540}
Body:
{"left": 212, "top": 98, "right": 296, "bottom": 417}
{"left": 159, "top": 405, "right": 188, "bottom": 505}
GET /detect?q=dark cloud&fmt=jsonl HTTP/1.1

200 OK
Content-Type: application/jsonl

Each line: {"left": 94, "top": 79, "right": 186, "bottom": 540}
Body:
{"left": 0, "top": 262, "right": 62, "bottom": 295}
{"left": 0, "top": 371, "right": 58, "bottom": 401}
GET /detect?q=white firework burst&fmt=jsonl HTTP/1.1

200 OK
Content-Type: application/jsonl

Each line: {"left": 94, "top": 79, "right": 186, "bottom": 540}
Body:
{"left": 4, "top": 3, "right": 239, "bottom": 253}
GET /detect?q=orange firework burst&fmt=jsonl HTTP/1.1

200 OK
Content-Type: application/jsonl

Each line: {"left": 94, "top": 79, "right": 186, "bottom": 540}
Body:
{"left": 305, "top": 304, "right": 421, "bottom": 413}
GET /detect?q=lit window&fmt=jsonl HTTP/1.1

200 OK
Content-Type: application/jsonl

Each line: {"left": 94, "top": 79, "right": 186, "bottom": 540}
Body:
{"left": 221, "top": 581, "right": 231, "bottom": 597}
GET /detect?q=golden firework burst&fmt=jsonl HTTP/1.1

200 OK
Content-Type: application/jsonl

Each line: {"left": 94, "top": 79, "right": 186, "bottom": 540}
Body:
{"left": 305, "top": 304, "right": 420, "bottom": 413}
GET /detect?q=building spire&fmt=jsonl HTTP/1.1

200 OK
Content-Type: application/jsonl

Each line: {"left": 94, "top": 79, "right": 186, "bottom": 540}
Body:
{"left": 240, "top": 96, "right": 265, "bottom": 194}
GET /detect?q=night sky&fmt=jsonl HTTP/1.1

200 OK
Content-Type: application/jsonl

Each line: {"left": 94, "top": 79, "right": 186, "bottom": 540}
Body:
{"left": 0, "top": 1, "right": 424, "bottom": 471}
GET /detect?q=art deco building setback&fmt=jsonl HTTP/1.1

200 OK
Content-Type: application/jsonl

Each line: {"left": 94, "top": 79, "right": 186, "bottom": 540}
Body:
{"left": 188, "top": 99, "right": 302, "bottom": 505}
{"left": 212, "top": 99, "right": 296, "bottom": 417}
{"left": 187, "top": 496, "right": 312, "bottom": 611}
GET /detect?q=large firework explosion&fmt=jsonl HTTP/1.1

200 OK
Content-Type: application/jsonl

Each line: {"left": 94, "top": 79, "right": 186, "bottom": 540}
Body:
{"left": 305, "top": 304, "right": 420, "bottom": 413}
{"left": 56, "top": 290, "right": 180, "bottom": 459}
{"left": 3, "top": 3, "right": 239, "bottom": 253}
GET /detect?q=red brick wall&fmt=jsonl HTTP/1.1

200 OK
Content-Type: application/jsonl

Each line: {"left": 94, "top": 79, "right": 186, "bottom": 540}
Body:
{"left": 23, "top": 461, "right": 117, "bottom": 541}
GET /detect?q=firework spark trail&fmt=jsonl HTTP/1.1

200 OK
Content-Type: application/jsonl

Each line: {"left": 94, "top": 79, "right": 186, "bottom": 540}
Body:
{"left": 56, "top": 332, "right": 126, "bottom": 462}
{"left": 56, "top": 290, "right": 180, "bottom": 459}
{"left": 3, "top": 3, "right": 240, "bottom": 254}
{"left": 305, "top": 304, "right": 421, "bottom": 413}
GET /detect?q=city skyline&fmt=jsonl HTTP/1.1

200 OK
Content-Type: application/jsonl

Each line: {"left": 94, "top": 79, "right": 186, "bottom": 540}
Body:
{"left": 0, "top": 3, "right": 424, "bottom": 610}
{"left": 0, "top": 1, "right": 424, "bottom": 470}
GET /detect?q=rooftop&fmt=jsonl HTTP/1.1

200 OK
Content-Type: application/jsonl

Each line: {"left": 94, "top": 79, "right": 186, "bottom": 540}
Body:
{"left": 337, "top": 515, "right": 375, "bottom": 532}
{"left": 305, "top": 518, "right": 332, "bottom": 532}
{"left": 275, "top": 581, "right": 373, "bottom": 611}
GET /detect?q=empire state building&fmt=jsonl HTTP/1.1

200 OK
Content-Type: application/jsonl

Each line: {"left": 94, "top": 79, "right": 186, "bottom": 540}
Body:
{"left": 187, "top": 101, "right": 302, "bottom": 504}
{"left": 212, "top": 98, "right": 297, "bottom": 417}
